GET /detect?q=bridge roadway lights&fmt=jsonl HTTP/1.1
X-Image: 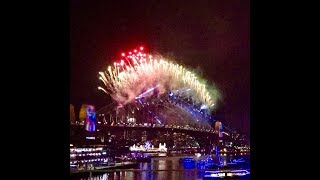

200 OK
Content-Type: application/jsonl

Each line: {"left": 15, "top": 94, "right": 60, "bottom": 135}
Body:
{"left": 96, "top": 126, "right": 216, "bottom": 139}
{"left": 70, "top": 124, "right": 217, "bottom": 146}
{"left": 93, "top": 124, "right": 216, "bottom": 134}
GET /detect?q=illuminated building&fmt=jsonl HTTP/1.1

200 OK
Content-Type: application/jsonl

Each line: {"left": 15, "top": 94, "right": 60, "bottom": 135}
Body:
{"left": 141, "top": 131, "right": 147, "bottom": 142}
{"left": 129, "top": 142, "right": 167, "bottom": 152}
{"left": 79, "top": 104, "right": 87, "bottom": 125}
{"left": 70, "top": 104, "right": 76, "bottom": 124}
{"left": 70, "top": 145, "right": 115, "bottom": 170}
{"left": 85, "top": 105, "right": 96, "bottom": 132}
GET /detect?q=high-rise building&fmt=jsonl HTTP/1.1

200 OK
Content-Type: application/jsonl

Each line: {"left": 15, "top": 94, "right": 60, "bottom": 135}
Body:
{"left": 141, "top": 131, "right": 147, "bottom": 142}
{"left": 85, "top": 105, "right": 96, "bottom": 132}
{"left": 70, "top": 104, "right": 76, "bottom": 124}
{"left": 79, "top": 104, "right": 87, "bottom": 125}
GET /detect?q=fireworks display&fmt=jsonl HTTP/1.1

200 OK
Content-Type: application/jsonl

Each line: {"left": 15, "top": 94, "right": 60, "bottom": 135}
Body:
{"left": 99, "top": 47, "right": 219, "bottom": 107}
{"left": 98, "top": 46, "right": 220, "bottom": 128}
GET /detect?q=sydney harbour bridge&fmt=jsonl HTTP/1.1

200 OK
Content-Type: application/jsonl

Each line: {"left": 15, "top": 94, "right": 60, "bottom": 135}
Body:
{"left": 70, "top": 100, "right": 235, "bottom": 154}
{"left": 71, "top": 46, "right": 239, "bottom": 153}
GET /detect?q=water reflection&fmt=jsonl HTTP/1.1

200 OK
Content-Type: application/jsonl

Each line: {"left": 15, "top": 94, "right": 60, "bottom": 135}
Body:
{"left": 75, "top": 155, "right": 249, "bottom": 180}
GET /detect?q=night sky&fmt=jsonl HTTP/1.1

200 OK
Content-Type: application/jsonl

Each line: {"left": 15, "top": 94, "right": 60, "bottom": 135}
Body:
{"left": 70, "top": 0, "right": 250, "bottom": 135}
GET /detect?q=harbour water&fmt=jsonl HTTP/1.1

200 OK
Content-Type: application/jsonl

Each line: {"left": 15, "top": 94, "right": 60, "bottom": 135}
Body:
{"left": 71, "top": 155, "right": 250, "bottom": 180}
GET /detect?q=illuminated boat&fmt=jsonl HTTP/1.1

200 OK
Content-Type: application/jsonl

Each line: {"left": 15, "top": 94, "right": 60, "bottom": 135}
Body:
{"left": 204, "top": 170, "right": 250, "bottom": 178}
{"left": 204, "top": 157, "right": 222, "bottom": 168}
{"left": 231, "top": 157, "right": 246, "bottom": 163}
{"left": 197, "top": 159, "right": 206, "bottom": 166}
{"left": 182, "top": 157, "right": 196, "bottom": 163}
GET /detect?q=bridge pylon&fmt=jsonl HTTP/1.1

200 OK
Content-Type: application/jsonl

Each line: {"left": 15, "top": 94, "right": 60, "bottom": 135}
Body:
{"left": 213, "top": 121, "right": 223, "bottom": 164}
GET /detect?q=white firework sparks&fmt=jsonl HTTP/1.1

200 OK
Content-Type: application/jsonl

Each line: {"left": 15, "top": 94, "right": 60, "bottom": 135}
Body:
{"left": 98, "top": 46, "right": 220, "bottom": 111}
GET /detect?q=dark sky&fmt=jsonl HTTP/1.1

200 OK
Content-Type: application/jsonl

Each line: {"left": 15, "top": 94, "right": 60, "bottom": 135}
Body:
{"left": 70, "top": 0, "right": 250, "bottom": 134}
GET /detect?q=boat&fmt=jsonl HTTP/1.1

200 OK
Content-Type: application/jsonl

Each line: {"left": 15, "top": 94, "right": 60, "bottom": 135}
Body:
{"left": 182, "top": 157, "right": 196, "bottom": 163}
{"left": 204, "top": 169, "right": 250, "bottom": 178}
